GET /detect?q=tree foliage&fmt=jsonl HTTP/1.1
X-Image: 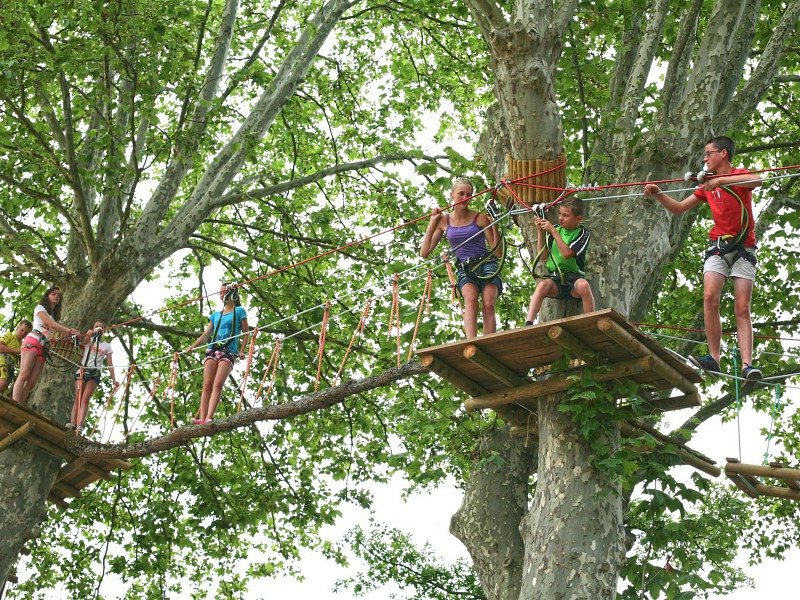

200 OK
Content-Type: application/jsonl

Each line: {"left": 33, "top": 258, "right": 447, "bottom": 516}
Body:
{"left": 1, "top": 0, "right": 799, "bottom": 598}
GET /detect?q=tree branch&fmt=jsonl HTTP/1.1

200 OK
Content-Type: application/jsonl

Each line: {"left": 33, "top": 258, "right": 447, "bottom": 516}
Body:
{"left": 71, "top": 360, "right": 427, "bottom": 459}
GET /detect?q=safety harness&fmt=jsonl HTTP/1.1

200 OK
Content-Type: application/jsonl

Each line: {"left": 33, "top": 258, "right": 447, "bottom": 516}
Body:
{"left": 700, "top": 180, "right": 757, "bottom": 268}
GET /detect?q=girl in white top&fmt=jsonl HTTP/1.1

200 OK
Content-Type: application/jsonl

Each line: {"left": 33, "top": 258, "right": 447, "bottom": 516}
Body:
{"left": 70, "top": 321, "right": 118, "bottom": 434}
{"left": 13, "top": 286, "right": 79, "bottom": 405}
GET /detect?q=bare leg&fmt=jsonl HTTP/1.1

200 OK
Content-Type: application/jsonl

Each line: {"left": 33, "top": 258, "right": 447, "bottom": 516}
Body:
{"left": 732, "top": 276, "right": 755, "bottom": 367}
{"left": 206, "top": 360, "right": 233, "bottom": 420}
{"left": 481, "top": 284, "right": 499, "bottom": 335}
{"left": 571, "top": 279, "right": 595, "bottom": 313}
{"left": 461, "top": 283, "right": 480, "bottom": 339}
{"left": 527, "top": 279, "right": 557, "bottom": 323}
{"left": 702, "top": 271, "right": 726, "bottom": 365}
{"left": 198, "top": 359, "right": 219, "bottom": 421}
{"left": 12, "top": 351, "right": 44, "bottom": 405}
{"left": 75, "top": 379, "right": 98, "bottom": 431}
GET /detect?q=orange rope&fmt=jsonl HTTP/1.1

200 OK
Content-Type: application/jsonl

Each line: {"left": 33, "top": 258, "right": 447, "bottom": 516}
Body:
{"left": 89, "top": 372, "right": 124, "bottom": 439}
{"left": 315, "top": 301, "right": 331, "bottom": 391}
{"left": 387, "top": 274, "right": 401, "bottom": 366}
{"left": 255, "top": 338, "right": 282, "bottom": 405}
{"left": 103, "top": 365, "right": 135, "bottom": 443}
{"left": 334, "top": 300, "right": 372, "bottom": 386}
{"left": 443, "top": 253, "right": 463, "bottom": 312}
{"left": 238, "top": 327, "right": 259, "bottom": 413}
{"left": 126, "top": 374, "right": 159, "bottom": 442}
{"left": 407, "top": 270, "right": 432, "bottom": 362}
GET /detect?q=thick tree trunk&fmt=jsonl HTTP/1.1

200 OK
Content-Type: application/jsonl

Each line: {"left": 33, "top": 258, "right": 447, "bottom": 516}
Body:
{"left": 450, "top": 426, "right": 538, "bottom": 600}
{"left": 518, "top": 395, "right": 625, "bottom": 599}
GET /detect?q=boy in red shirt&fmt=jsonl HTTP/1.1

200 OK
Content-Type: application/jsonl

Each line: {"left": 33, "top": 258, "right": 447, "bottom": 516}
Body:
{"left": 644, "top": 136, "right": 762, "bottom": 381}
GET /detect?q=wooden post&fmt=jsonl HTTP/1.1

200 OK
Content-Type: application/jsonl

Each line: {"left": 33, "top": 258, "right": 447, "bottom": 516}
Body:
{"left": 548, "top": 325, "right": 600, "bottom": 366}
{"left": 465, "top": 356, "right": 652, "bottom": 412}
{"left": 0, "top": 421, "right": 34, "bottom": 452}
{"left": 463, "top": 344, "right": 529, "bottom": 387}
{"left": 419, "top": 353, "right": 487, "bottom": 397}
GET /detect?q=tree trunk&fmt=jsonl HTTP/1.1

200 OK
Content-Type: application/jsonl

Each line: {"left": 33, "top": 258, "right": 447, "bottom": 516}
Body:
{"left": 518, "top": 395, "right": 625, "bottom": 599}
{"left": 450, "top": 426, "right": 538, "bottom": 600}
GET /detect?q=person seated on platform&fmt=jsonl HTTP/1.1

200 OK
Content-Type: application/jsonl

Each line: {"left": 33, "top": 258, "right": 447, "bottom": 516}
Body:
{"left": 70, "top": 321, "right": 118, "bottom": 435}
{"left": 186, "top": 283, "right": 249, "bottom": 424}
{"left": 420, "top": 177, "right": 502, "bottom": 339}
{"left": 13, "top": 286, "right": 80, "bottom": 405}
{"left": 0, "top": 319, "right": 33, "bottom": 395}
{"left": 525, "top": 197, "right": 594, "bottom": 325}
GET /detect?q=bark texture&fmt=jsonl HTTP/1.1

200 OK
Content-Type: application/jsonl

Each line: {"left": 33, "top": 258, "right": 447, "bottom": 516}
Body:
{"left": 450, "top": 426, "right": 538, "bottom": 600}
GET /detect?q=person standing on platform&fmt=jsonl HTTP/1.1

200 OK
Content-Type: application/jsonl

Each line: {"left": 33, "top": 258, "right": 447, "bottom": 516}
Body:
{"left": 644, "top": 135, "right": 763, "bottom": 381}
{"left": 420, "top": 178, "right": 502, "bottom": 339}
{"left": 0, "top": 319, "right": 33, "bottom": 395}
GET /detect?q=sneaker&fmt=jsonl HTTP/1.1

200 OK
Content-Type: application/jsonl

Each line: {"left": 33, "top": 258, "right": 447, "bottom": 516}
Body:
{"left": 192, "top": 418, "right": 203, "bottom": 425}
{"left": 742, "top": 364, "right": 763, "bottom": 382}
{"left": 689, "top": 354, "right": 720, "bottom": 375}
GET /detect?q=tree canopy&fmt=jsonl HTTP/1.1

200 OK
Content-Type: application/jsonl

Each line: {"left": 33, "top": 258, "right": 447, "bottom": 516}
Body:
{"left": 1, "top": 0, "right": 799, "bottom": 598}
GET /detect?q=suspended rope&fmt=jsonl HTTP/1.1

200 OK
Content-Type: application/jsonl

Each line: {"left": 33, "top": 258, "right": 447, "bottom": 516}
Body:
{"left": 314, "top": 301, "right": 331, "bottom": 392}
{"left": 443, "top": 254, "right": 462, "bottom": 312}
{"left": 762, "top": 384, "right": 783, "bottom": 465}
{"left": 387, "top": 274, "right": 402, "bottom": 367}
{"left": 255, "top": 338, "right": 282, "bottom": 405}
{"left": 165, "top": 353, "right": 179, "bottom": 430}
{"left": 334, "top": 300, "right": 372, "bottom": 387}
{"left": 238, "top": 327, "right": 259, "bottom": 413}
{"left": 407, "top": 270, "right": 433, "bottom": 362}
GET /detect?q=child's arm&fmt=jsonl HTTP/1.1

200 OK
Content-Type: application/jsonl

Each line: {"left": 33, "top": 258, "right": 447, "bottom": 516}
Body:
{"left": 420, "top": 210, "right": 446, "bottom": 258}
{"left": 478, "top": 213, "right": 502, "bottom": 257}
{"left": 533, "top": 217, "right": 549, "bottom": 264}
{"left": 186, "top": 321, "right": 214, "bottom": 354}
{"left": 644, "top": 184, "right": 704, "bottom": 215}
{"left": 238, "top": 316, "right": 250, "bottom": 358}
{"left": 105, "top": 354, "right": 118, "bottom": 387}
{"left": 704, "top": 173, "right": 763, "bottom": 191}
{"left": 0, "top": 337, "right": 20, "bottom": 355}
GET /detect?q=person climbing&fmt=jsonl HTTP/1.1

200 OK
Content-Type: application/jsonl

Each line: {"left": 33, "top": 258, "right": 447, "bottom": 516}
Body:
{"left": 525, "top": 197, "right": 594, "bottom": 325}
{"left": 0, "top": 319, "right": 33, "bottom": 395}
{"left": 644, "top": 135, "right": 763, "bottom": 381}
{"left": 420, "top": 177, "right": 502, "bottom": 339}
{"left": 186, "top": 283, "right": 249, "bottom": 423}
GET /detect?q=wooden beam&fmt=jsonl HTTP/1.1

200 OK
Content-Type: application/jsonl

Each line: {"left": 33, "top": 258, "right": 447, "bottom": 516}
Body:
{"left": 548, "top": 325, "right": 600, "bottom": 366}
{"left": 420, "top": 353, "right": 488, "bottom": 397}
{"left": 724, "top": 460, "right": 800, "bottom": 485}
{"left": 463, "top": 344, "right": 529, "bottom": 387}
{"left": 643, "top": 393, "right": 701, "bottom": 413}
{"left": 596, "top": 317, "right": 697, "bottom": 396}
{"left": 51, "top": 479, "right": 83, "bottom": 499}
{"left": 620, "top": 421, "right": 720, "bottom": 477}
{"left": 0, "top": 421, "right": 35, "bottom": 452}
{"left": 56, "top": 458, "right": 88, "bottom": 483}
{"left": 46, "top": 494, "right": 70, "bottom": 509}
{"left": 465, "top": 356, "right": 653, "bottom": 412}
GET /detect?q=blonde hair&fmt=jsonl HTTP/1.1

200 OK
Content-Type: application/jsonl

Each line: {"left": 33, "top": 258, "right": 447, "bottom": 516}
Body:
{"left": 452, "top": 177, "right": 474, "bottom": 194}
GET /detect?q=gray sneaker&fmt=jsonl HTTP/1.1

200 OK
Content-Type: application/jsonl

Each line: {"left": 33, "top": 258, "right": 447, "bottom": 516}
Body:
{"left": 689, "top": 354, "right": 720, "bottom": 375}
{"left": 742, "top": 364, "right": 763, "bottom": 382}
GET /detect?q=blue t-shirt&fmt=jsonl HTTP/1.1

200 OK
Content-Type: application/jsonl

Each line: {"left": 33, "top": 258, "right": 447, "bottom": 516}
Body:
{"left": 208, "top": 306, "right": 247, "bottom": 353}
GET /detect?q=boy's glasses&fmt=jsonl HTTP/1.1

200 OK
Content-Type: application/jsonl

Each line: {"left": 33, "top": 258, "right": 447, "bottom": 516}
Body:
{"left": 703, "top": 150, "right": 722, "bottom": 157}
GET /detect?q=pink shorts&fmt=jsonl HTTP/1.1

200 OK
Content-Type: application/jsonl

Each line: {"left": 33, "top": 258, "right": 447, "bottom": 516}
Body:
{"left": 21, "top": 333, "right": 48, "bottom": 363}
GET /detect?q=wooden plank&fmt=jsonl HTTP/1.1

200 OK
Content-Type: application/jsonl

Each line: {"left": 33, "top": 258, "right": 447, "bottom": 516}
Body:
{"left": 56, "top": 458, "right": 88, "bottom": 483}
{"left": 465, "top": 356, "right": 653, "bottom": 411}
{"left": 620, "top": 421, "right": 720, "bottom": 478}
{"left": 726, "top": 473, "right": 760, "bottom": 498}
{"left": 463, "top": 344, "right": 529, "bottom": 387}
{"left": 643, "top": 393, "right": 701, "bottom": 413}
{"left": 51, "top": 479, "right": 82, "bottom": 499}
{"left": 47, "top": 494, "right": 70, "bottom": 509}
{"left": 420, "top": 353, "right": 488, "bottom": 397}
{"left": 596, "top": 317, "right": 697, "bottom": 395}
{"left": 0, "top": 421, "right": 35, "bottom": 452}
{"left": 748, "top": 482, "right": 800, "bottom": 501}
{"left": 547, "top": 325, "right": 600, "bottom": 365}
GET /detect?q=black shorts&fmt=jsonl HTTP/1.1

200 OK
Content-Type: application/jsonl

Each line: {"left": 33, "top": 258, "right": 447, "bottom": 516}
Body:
{"left": 75, "top": 367, "right": 102, "bottom": 383}
{"left": 549, "top": 273, "right": 583, "bottom": 300}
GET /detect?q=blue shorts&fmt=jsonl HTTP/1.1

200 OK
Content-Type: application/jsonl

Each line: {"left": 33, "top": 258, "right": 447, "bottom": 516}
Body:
{"left": 456, "top": 258, "right": 503, "bottom": 296}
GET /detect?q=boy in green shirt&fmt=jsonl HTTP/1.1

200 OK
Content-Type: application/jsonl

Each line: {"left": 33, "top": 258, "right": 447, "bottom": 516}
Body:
{"left": 0, "top": 320, "right": 33, "bottom": 394}
{"left": 525, "top": 197, "right": 595, "bottom": 324}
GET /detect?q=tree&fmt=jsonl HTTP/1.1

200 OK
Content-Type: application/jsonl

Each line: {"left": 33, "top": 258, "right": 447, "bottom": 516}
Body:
{"left": 2, "top": 0, "right": 800, "bottom": 598}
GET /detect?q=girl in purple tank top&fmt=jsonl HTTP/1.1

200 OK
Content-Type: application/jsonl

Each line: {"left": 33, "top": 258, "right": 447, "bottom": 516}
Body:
{"left": 420, "top": 178, "right": 502, "bottom": 339}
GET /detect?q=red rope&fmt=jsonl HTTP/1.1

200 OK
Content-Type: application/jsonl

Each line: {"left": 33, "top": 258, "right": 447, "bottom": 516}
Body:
{"left": 407, "top": 270, "right": 433, "bottom": 362}
{"left": 334, "top": 300, "right": 372, "bottom": 386}
{"left": 637, "top": 322, "right": 800, "bottom": 342}
{"left": 443, "top": 254, "right": 463, "bottom": 313}
{"left": 126, "top": 374, "right": 159, "bottom": 442}
{"left": 315, "top": 301, "right": 331, "bottom": 391}
{"left": 102, "top": 365, "right": 135, "bottom": 442}
{"left": 255, "top": 338, "right": 282, "bottom": 405}
{"left": 238, "top": 327, "right": 258, "bottom": 413}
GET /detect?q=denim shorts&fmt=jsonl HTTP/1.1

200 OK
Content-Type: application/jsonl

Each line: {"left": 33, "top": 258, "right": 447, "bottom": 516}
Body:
{"left": 456, "top": 258, "right": 503, "bottom": 296}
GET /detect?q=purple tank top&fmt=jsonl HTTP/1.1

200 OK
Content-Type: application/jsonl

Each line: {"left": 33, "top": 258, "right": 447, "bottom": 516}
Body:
{"left": 446, "top": 214, "right": 487, "bottom": 261}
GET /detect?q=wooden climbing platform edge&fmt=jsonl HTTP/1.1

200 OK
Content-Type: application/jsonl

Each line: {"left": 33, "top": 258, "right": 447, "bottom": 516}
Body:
{"left": 725, "top": 458, "right": 800, "bottom": 501}
{"left": 0, "top": 395, "right": 131, "bottom": 508}
{"left": 416, "top": 309, "right": 702, "bottom": 424}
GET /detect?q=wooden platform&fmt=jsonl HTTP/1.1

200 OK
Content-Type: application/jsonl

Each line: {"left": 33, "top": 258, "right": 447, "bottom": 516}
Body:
{"left": 725, "top": 458, "right": 800, "bottom": 501}
{"left": 416, "top": 309, "right": 702, "bottom": 420}
{"left": 0, "top": 395, "right": 131, "bottom": 508}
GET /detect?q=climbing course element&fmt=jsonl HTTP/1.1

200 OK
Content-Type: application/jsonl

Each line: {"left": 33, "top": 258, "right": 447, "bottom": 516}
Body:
{"left": 0, "top": 395, "right": 131, "bottom": 508}
{"left": 725, "top": 458, "right": 800, "bottom": 501}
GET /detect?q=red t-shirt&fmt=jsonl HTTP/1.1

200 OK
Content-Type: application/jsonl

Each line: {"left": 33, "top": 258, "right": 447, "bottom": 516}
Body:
{"left": 693, "top": 167, "right": 757, "bottom": 247}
